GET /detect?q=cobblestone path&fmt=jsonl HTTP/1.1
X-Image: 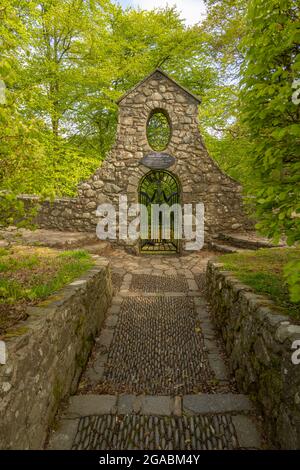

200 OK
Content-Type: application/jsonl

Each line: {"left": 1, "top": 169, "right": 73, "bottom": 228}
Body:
{"left": 48, "top": 249, "right": 263, "bottom": 450}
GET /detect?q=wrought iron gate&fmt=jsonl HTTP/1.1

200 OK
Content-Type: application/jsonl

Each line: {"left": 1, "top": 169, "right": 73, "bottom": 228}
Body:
{"left": 139, "top": 170, "right": 180, "bottom": 253}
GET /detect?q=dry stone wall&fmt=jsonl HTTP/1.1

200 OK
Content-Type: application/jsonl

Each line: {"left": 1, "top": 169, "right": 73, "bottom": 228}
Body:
{"left": 20, "top": 70, "right": 252, "bottom": 251}
{"left": 0, "top": 258, "right": 112, "bottom": 449}
{"left": 206, "top": 260, "right": 300, "bottom": 449}
{"left": 19, "top": 195, "right": 97, "bottom": 232}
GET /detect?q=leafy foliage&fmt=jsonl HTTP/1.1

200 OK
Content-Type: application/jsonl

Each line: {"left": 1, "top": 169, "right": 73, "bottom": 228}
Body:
{"left": 147, "top": 112, "right": 171, "bottom": 151}
{"left": 239, "top": 0, "right": 300, "bottom": 300}
{"left": 284, "top": 260, "right": 300, "bottom": 302}
{"left": 240, "top": 0, "right": 300, "bottom": 242}
{"left": 200, "top": 0, "right": 248, "bottom": 180}
{"left": 0, "top": 1, "right": 46, "bottom": 226}
{"left": 1, "top": 0, "right": 215, "bottom": 202}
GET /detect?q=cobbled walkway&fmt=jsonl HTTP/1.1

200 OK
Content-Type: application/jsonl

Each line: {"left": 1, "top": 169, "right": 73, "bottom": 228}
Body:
{"left": 48, "top": 249, "right": 263, "bottom": 450}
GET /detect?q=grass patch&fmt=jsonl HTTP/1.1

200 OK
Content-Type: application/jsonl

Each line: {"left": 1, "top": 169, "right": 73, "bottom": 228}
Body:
{"left": 0, "top": 246, "right": 94, "bottom": 336}
{"left": 218, "top": 247, "right": 300, "bottom": 320}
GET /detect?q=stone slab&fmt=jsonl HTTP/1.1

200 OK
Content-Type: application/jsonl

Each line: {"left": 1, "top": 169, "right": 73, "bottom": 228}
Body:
{"left": 183, "top": 394, "right": 253, "bottom": 415}
{"left": 208, "top": 354, "right": 230, "bottom": 381}
{"left": 232, "top": 415, "right": 261, "bottom": 449}
{"left": 48, "top": 419, "right": 79, "bottom": 450}
{"left": 107, "top": 305, "right": 121, "bottom": 315}
{"left": 117, "top": 395, "right": 136, "bottom": 415}
{"left": 117, "top": 395, "right": 142, "bottom": 415}
{"left": 66, "top": 395, "right": 117, "bottom": 418}
{"left": 187, "top": 279, "right": 199, "bottom": 291}
{"left": 85, "top": 365, "right": 105, "bottom": 384}
{"left": 0, "top": 228, "right": 99, "bottom": 249}
{"left": 105, "top": 315, "right": 118, "bottom": 328}
{"left": 141, "top": 396, "right": 173, "bottom": 416}
{"left": 97, "top": 329, "right": 114, "bottom": 348}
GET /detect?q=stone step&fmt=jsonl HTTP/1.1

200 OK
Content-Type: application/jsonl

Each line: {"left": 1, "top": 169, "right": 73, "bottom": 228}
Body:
{"left": 218, "top": 231, "right": 284, "bottom": 250}
{"left": 209, "top": 241, "right": 239, "bottom": 254}
{"left": 117, "top": 290, "right": 204, "bottom": 297}
{"left": 0, "top": 227, "right": 100, "bottom": 249}
{"left": 48, "top": 394, "right": 261, "bottom": 450}
{"left": 62, "top": 393, "right": 254, "bottom": 418}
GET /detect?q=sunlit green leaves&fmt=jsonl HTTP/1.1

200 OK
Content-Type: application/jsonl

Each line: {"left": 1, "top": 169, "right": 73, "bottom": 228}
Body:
{"left": 147, "top": 112, "right": 171, "bottom": 151}
{"left": 284, "top": 260, "right": 300, "bottom": 303}
{"left": 1, "top": 0, "right": 214, "bottom": 206}
{"left": 239, "top": 0, "right": 300, "bottom": 302}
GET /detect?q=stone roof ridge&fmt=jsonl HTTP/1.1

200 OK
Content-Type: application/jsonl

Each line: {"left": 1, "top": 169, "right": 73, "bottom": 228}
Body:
{"left": 116, "top": 68, "right": 201, "bottom": 105}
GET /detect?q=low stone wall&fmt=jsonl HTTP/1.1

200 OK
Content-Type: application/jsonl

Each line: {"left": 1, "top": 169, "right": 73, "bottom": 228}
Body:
{"left": 18, "top": 194, "right": 97, "bottom": 232}
{"left": 206, "top": 261, "right": 300, "bottom": 449}
{"left": 0, "top": 257, "right": 112, "bottom": 450}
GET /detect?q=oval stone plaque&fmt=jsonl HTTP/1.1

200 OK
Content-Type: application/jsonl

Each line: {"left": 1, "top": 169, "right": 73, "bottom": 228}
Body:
{"left": 139, "top": 152, "right": 176, "bottom": 170}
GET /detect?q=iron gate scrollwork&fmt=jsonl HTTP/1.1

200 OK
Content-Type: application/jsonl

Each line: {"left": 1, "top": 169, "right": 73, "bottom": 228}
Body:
{"left": 139, "top": 170, "right": 180, "bottom": 253}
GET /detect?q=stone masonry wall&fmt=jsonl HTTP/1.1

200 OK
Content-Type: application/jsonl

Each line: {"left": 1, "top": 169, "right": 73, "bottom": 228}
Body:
{"left": 206, "top": 260, "right": 300, "bottom": 449}
{"left": 0, "top": 257, "right": 112, "bottom": 449}
{"left": 18, "top": 195, "right": 96, "bottom": 232}
{"left": 19, "top": 70, "right": 252, "bottom": 250}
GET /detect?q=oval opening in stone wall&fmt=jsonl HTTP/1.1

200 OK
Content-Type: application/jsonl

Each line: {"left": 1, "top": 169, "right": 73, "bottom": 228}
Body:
{"left": 146, "top": 110, "right": 171, "bottom": 151}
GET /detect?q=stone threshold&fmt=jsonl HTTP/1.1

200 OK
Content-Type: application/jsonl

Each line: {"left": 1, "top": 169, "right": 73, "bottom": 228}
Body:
{"left": 62, "top": 393, "right": 254, "bottom": 419}
{"left": 118, "top": 290, "right": 203, "bottom": 297}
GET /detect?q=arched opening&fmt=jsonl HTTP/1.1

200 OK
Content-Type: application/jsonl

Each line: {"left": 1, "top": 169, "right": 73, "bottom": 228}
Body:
{"left": 139, "top": 170, "right": 180, "bottom": 254}
{"left": 146, "top": 110, "right": 171, "bottom": 151}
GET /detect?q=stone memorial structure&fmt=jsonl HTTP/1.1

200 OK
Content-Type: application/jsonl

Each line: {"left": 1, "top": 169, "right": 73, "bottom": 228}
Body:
{"left": 22, "top": 69, "right": 251, "bottom": 254}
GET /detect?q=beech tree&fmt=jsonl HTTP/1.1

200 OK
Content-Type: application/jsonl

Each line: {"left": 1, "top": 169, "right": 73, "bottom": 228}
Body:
{"left": 240, "top": 0, "right": 300, "bottom": 299}
{"left": 0, "top": 1, "right": 45, "bottom": 226}
{"left": 1, "top": 0, "right": 214, "bottom": 198}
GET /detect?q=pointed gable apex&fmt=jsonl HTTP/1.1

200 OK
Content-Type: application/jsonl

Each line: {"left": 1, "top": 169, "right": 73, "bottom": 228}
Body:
{"left": 116, "top": 68, "right": 201, "bottom": 105}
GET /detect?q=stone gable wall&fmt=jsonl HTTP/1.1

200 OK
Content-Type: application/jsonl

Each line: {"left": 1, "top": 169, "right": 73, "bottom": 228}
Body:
{"left": 20, "top": 71, "right": 252, "bottom": 251}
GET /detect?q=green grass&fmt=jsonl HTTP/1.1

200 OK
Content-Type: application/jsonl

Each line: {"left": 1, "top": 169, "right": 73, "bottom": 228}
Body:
{"left": 218, "top": 247, "right": 300, "bottom": 320}
{"left": 0, "top": 248, "right": 93, "bottom": 303}
{"left": 0, "top": 247, "right": 94, "bottom": 334}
